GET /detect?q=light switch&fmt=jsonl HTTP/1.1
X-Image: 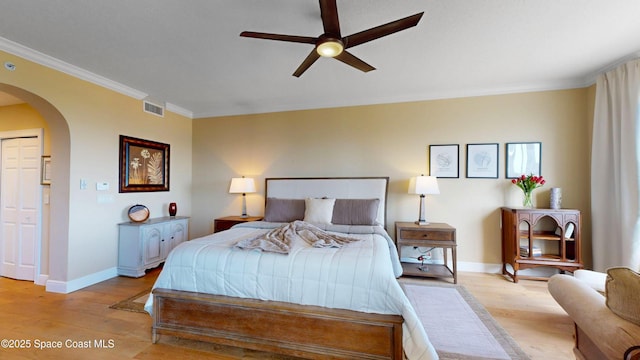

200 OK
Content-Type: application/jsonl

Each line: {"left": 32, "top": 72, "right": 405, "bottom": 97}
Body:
{"left": 96, "top": 182, "right": 109, "bottom": 191}
{"left": 80, "top": 179, "right": 87, "bottom": 190}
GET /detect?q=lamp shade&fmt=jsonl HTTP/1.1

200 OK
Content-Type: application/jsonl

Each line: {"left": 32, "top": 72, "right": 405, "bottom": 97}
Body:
{"left": 229, "top": 177, "right": 256, "bottom": 194}
{"left": 408, "top": 175, "right": 440, "bottom": 195}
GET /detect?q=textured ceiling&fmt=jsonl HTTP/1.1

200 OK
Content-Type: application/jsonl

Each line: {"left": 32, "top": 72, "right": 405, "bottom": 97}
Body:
{"left": 1, "top": 0, "right": 639, "bottom": 117}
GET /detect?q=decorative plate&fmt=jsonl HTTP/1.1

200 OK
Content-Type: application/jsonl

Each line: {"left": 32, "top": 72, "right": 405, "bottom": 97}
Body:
{"left": 128, "top": 204, "right": 150, "bottom": 222}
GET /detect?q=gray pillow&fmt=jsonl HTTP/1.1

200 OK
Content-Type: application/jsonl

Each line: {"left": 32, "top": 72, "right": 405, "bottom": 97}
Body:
{"left": 263, "top": 198, "right": 305, "bottom": 222}
{"left": 332, "top": 199, "right": 380, "bottom": 225}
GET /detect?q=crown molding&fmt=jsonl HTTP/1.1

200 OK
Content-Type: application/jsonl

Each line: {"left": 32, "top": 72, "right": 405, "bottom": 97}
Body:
{"left": 0, "top": 37, "right": 147, "bottom": 99}
{"left": 581, "top": 50, "right": 640, "bottom": 85}
{"left": 0, "top": 36, "right": 193, "bottom": 118}
{"left": 165, "top": 102, "right": 193, "bottom": 118}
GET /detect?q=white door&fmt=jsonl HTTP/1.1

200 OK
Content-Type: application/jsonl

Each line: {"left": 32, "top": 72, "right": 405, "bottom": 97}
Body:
{"left": 0, "top": 137, "right": 40, "bottom": 280}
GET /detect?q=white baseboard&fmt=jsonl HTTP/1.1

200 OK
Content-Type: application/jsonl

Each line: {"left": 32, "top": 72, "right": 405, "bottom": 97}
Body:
{"left": 457, "top": 261, "right": 503, "bottom": 273}
{"left": 35, "top": 274, "right": 48, "bottom": 286}
{"left": 401, "top": 259, "right": 504, "bottom": 274}
{"left": 442, "top": 261, "right": 560, "bottom": 278}
{"left": 45, "top": 267, "right": 118, "bottom": 294}
{"left": 459, "top": 262, "right": 562, "bottom": 278}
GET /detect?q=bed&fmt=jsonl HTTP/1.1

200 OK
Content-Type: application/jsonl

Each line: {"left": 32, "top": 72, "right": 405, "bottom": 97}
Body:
{"left": 144, "top": 177, "right": 437, "bottom": 360}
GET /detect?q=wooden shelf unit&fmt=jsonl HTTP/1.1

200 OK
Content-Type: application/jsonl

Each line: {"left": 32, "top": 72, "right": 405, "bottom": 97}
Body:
{"left": 501, "top": 207, "right": 583, "bottom": 283}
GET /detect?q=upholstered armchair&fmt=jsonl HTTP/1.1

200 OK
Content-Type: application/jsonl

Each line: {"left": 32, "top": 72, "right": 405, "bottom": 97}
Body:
{"left": 548, "top": 269, "right": 640, "bottom": 360}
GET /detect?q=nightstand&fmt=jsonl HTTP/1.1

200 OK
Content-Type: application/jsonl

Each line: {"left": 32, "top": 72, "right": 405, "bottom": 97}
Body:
{"left": 214, "top": 216, "right": 263, "bottom": 233}
{"left": 394, "top": 221, "right": 457, "bottom": 283}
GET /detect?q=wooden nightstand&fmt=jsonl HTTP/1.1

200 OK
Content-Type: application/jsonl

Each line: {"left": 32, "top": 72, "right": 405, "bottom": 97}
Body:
{"left": 214, "top": 216, "right": 263, "bottom": 233}
{"left": 395, "top": 222, "right": 457, "bottom": 284}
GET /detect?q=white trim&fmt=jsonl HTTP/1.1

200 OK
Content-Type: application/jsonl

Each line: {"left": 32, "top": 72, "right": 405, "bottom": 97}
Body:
{"left": 191, "top": 79, "right": 593, "bottom": 118}
{"left": 582, "top": 50, "right": 640, "bottom": 85}
{"left": 398, "top": 260, "right": 560, "bottom": 277}
{"left": 45, "top": 267, "right": 118, "bottom": 294}
{"left": 456, "top": 261, "right": 563, "bottom": 278}
{"left": 457, "top": 261, "right": 503, "bottom": 274}
{"left": 35, "top": 274, "right": 48, "bottom": 286}
{"left": 165, "top": 102, "right": 193, "bottom": 118}
{"left": 0, "top": 36, "right": 193, "bottom": 119}
{"left": 0, "top": 37, "right": 146, "bottom": 99}
{"left": 3, "top": 34, "right": 634, "bottom": 120}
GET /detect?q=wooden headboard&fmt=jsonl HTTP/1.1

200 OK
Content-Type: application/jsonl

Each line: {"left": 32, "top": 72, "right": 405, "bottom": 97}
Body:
{"left": 264, "top": 177, "right": 389, "bottom": 226}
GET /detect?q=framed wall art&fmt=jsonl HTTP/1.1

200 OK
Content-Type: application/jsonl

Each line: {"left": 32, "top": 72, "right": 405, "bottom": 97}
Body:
{"left": 505, "top": 142, "right": 541, "bottom": 178}
{"left": 41, "top": 155, "right": 51, "bottom": 185}
{"left": 466, "top": 143, "right": 499, "bottom": 178}
{"left": 429, "top": 144, "right": 459, "bottom": 178}
{"left": 119, "top": 135, "right": 170, "bottom": 193}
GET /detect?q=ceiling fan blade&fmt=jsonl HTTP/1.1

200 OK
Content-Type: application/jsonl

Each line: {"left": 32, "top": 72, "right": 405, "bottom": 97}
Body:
{"left": 240, "top": 31, "right": 317, "bottom": 44}
{"left": 293, "top": 50, "right": 321, "bottom": 77}
{"left": 319, "top": 0, "right": 341, "bottom": 36}
{"left": 334, "top": 51, "right": 375, "bottom": 73}
{"left": 342, "top": 12, "right": 424, "bottom": 49}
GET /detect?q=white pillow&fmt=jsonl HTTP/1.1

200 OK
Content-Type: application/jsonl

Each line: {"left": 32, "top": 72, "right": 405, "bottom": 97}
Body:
{"left": 303, "top": 198, "right": 336, "bottom": 224}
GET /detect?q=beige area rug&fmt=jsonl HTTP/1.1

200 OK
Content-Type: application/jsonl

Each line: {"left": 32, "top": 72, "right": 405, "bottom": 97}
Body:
{"left": 113, "top": 284, "right": 528, "bottom": 359}
{"left": 403, "top": 283, "right": 530, "bottom": 360}
{"left": 109, "top": 289, "right": 151, "bottom": 313}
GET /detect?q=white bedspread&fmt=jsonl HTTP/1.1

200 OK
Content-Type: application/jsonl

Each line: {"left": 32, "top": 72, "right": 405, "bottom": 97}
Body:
{"left": 144, "top": 221, "right": 438, "bottom": 360}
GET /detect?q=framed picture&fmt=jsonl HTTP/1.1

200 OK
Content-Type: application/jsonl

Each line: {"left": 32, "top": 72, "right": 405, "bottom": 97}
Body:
{"left": 119, "top": 135, "right": 170, "bottom": 193}
{"left": 41, "top": 155, "right": 51, "bottom": 185}
{"left": 466, "top": 143, "right": 499, "bottom": 178}
{"left": 429, "top": 144, "right": 459, "bottom": 178}
{"left": 505, "top": 142, "right": 541, "bottom": 178}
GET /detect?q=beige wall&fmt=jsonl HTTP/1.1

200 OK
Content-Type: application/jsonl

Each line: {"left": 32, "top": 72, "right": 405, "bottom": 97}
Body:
{"left": 0, "top": 103, "right": 51, "bottom": 152}
{"left": 0, "top": 45, "right": 595, "bottom": 289}
{"left": 0, "top": 50, "right": 192, "bottom": 290}
{"left": 193, "top": 88, "right": 593, "bottom": 270}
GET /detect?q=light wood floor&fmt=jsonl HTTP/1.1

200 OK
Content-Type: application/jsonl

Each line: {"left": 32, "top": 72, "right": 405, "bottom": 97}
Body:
{"left": 0, "top": 269, "right": 575, "bottom": 359}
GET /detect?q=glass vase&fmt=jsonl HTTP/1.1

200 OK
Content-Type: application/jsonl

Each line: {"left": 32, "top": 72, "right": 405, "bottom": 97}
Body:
{"left": 522, "top": 191, "right": 533, "bottom": 208}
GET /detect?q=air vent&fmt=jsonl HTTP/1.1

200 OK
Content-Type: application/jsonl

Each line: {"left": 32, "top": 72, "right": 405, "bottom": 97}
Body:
{"left": 143, "top": 100, "right": 164, "bottom": 117}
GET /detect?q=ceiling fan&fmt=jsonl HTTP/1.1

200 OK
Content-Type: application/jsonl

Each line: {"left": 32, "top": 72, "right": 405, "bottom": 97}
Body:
{"left": 240, "top": 0, "right": 424, "bottom": 77}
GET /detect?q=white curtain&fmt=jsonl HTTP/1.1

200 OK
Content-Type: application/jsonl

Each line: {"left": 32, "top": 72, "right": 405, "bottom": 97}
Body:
{"left": 591, "top": 58, "right": 640, "bottom": 272}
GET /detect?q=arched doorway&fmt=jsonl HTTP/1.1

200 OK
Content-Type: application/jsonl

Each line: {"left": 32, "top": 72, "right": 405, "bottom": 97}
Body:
{"left": 0, "top": 83, "right": 70, "bottom": 288}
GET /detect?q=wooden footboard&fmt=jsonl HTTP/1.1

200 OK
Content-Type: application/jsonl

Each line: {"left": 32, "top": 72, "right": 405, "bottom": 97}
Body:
{"left": 152, "top": 288, "right": 403, "bottom": 359}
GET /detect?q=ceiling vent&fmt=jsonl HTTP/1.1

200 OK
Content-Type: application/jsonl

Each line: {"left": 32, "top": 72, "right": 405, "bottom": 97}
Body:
{"left": 143, "top": 100, "right": 164, "bottom": 117}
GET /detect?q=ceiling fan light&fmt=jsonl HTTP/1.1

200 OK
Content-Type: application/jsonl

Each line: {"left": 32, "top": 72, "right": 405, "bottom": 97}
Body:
{"left": 316, "top": 40, "right": 343, "bottom": 57}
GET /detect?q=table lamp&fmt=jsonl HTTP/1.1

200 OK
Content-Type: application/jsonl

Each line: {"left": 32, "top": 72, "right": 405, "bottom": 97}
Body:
{"left": 408, "top": 175, "right": 440, "bottom": 225}
{"left": 229, "top": 176, "right": 256, "bottom": 217}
